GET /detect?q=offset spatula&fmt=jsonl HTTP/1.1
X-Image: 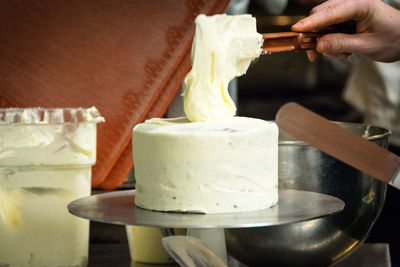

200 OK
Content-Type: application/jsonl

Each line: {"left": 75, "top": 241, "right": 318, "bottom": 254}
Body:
{"left": 276, "top": 102, "right": 400, "bottom": 190}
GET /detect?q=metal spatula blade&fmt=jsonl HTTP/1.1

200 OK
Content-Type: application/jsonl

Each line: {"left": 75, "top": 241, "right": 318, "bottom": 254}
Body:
{"left": 276, "top": 102, "right": 400, "bottom": 189}
{"left": 162, "top": 236, "right": 227, "bottom": 267}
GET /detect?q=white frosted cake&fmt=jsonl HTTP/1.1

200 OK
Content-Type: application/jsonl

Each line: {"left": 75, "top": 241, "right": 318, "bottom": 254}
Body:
{"left": 132, "top": 117, "right": 278, "bottom": 214}
{"left": 132, "top": 14, "right": 279, "bottom": 214}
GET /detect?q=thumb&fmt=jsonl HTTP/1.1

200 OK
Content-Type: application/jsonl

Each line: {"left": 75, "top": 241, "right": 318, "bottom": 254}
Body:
{"left": 316, "top": 33, "right": 371, "bottom": 55}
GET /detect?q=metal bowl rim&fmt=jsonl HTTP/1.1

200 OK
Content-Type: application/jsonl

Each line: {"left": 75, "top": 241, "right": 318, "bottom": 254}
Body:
{"left": 279, "top": 121, "right": 391, "bottom": 146}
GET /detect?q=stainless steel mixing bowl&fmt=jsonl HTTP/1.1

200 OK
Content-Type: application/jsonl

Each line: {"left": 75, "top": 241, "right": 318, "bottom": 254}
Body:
{"left": 225, "top": 122, "right": 389, "bottom": 267}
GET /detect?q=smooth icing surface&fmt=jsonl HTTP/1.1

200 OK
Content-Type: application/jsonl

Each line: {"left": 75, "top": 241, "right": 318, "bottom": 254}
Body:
{"left": 133, "top": 117, "right": 278, "bottom": 214}
{"left": 183, "top": 14, "right": 262, "bottom": 122}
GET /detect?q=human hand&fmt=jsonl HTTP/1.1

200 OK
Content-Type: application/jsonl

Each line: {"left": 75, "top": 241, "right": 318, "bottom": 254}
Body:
{"left": 292, "top": 0, "right": 400, "bottom": 62}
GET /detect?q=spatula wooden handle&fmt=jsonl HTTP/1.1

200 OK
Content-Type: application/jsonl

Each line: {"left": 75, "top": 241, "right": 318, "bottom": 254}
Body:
{"left": 262, "top": 21, "right": 357, "bottom": 54}
{"left": 276, "top": 102, "right": 400, "bottom": 185}
{"left": 261, "top": 32, "right": 321, "bottom": 53}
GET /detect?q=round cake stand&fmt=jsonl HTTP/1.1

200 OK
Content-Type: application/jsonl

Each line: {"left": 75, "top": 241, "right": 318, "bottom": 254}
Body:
{"left": 68, "top": 189, "right": 344, "bottom": 264}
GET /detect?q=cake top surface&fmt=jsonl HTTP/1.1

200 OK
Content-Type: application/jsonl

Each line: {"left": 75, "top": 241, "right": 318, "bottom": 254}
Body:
{"left": 133, "top": 116, "right": 276, "bottom": 135}
{"left": 182, "top": 14, "right": 262, "bottom": 122}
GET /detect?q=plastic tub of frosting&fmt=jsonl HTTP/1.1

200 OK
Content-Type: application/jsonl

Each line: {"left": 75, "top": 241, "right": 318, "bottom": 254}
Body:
{"left": 0, "top": 107, "right": 104, "bottom": 267}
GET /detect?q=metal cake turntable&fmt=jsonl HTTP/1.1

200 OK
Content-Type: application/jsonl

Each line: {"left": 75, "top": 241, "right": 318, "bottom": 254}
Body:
{"left": 68, "top": 189, "right": 344, "bottom": 265}
{"left": 68, "top": 189, "right": 344, "bottom": 228}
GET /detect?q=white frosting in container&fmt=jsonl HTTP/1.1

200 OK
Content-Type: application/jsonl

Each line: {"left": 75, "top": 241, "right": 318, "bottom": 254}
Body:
{"left": 0, "top": 107, "right": 104, "bottom": 166}
{"left": 0, "top": 107, "right": 104, "bottom": 267}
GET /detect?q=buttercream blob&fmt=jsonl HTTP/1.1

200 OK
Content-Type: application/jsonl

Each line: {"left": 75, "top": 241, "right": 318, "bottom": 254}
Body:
{"left": 183, "top": 14, "right": 262, "bottom": 122}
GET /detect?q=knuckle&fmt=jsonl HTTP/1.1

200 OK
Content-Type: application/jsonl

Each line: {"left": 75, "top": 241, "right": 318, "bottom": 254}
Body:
{"left": 355, "top": 0, "right": 369, "bottom": 20}
{"left": 310, "top": 6, "right": 318, "bottom": 15}
{"left": 335, "top": 37, "right": 346, "bottom": 52}
{"left": 321, "top": 5, "right": 340, "bottom": 24}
